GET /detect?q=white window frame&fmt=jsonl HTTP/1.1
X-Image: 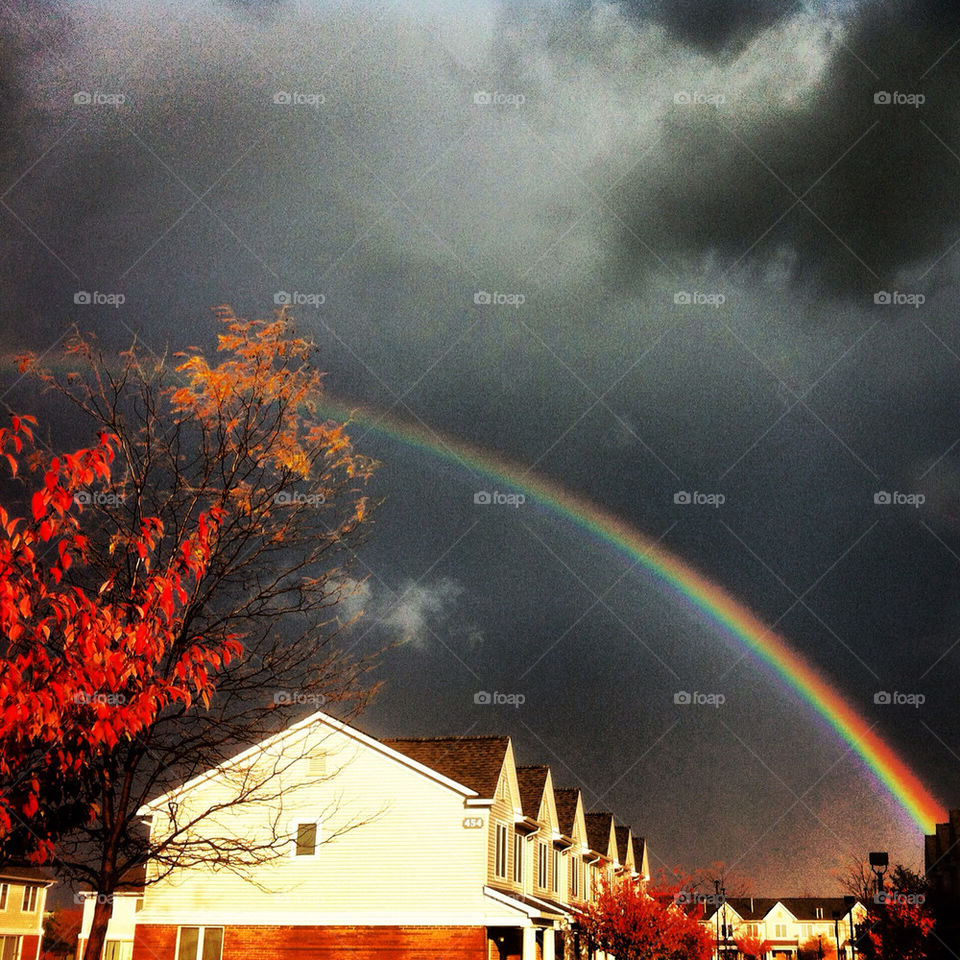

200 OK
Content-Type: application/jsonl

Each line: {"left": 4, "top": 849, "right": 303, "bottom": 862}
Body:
{"left": 537, "top": 841, "right": 548, "bottom": 889}
{"left": 494, "top": 824, "right": 508, "bottom": 878}
{"left": 287, "top": 817, "right": 323, "bottom": 858}
{"left": 512, "top": 831, "right": 523, "bottom": 884}
{"left": 552, "top": 848, "right": 560, "bottom": 893}
{"left": 571, "top": 858, "right": 580, "bottom": 898}
{"left": 0, "top": 885, "right": 7, "bottom": 911}
{"left": 0, "top": 935, "right": 21, "bottom": 960}
{"left": 174, "top": 927, "right": 223, "bottom": 960}
{"left": 103, "top": 941, "right": 133, "bottom": 960}
{"left": 20, "top": 887, "right": 37, "bottom": 912}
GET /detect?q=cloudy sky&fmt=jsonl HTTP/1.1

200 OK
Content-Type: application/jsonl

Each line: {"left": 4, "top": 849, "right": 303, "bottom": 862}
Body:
{"left": 3, "top": 0, "right": 960, "bottom": 890}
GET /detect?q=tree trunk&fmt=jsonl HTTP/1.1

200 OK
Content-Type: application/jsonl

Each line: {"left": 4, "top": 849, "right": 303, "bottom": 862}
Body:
{"left": 84, "top": 893, "right": 112, "bottom": 960}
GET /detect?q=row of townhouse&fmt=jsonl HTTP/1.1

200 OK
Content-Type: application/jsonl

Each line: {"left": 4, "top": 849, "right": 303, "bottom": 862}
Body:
{"left": 701, "top": 897, "right": 867, "bottom": 960}
{"left": 78, "top": 710, "right": 650, "bottom": 960}
{"left": 0, "top": 868, "right": 54, "bottom": 960}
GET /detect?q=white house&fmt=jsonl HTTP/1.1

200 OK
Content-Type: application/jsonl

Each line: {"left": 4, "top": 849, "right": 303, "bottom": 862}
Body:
{"left": 90, "top": 711, "right": 649, "bottom": 960}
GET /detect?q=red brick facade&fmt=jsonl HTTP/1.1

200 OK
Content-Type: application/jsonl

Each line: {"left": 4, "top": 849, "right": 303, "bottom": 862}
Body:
{"left": 21, "top": 935, "right": 40, "bottom": 960}
{"left": 132, "top": 924, "right": 487, "bottom": 960}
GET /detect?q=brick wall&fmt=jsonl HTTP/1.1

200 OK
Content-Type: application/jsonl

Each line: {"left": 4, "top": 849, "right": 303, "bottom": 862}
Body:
{"left": 133, "top": 924, "right": 487, "bottom": 960}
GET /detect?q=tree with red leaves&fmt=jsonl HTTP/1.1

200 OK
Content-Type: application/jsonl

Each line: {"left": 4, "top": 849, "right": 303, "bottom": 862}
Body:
{"left": 735, "top": 932, "right": 769, "bottom": 959}
{"left": 857, "top": 875, "right": 934, "bottom": 960}
{"left": 577, "top": 873, "right": 713, "bottom": 960}
{"left": 0, "top": 308, "right": 376, "bottom": 960}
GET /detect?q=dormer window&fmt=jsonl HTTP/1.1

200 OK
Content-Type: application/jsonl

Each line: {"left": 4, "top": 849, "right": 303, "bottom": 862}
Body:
{"left": 815, "top": 906, "right": 823, "bottom": 919}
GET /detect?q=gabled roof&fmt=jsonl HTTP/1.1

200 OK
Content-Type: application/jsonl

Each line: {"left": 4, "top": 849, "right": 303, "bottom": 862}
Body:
{"left": 515, "top": 766, "right": 549, "bottom": 820}
{"left": 780, "top": 897, "right": 862, "bottom": 920}
{"left": 707, "top": 897, "right": 863, "bottom": 923}
{"left": 382, "top": 736, "right": 510, "bottom": 798}
{"left": 583, "top": 811, "right": 615, "bottom": 858}
{"left": 553, "top": 788, "right": 581, "bottom": 837}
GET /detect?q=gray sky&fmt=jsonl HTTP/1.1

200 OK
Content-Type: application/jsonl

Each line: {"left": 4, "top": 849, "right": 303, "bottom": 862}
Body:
{"left": 2, "top": 0, "right": 960, "bottom": 890}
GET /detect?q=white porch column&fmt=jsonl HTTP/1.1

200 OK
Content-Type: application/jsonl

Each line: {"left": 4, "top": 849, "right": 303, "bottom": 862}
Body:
{"left": 542, "top": 928, "right": 555, "bottom": 960}
{"left": 522, "top": 926, "right": 537, "bottom": 960}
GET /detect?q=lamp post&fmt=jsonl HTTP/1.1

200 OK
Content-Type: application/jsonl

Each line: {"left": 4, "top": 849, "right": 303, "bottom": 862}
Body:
{"left": 715, "top": 880, "right": 721, "bottom": 960}
{"left": 843, "top": 894, "right": 857, "bottom": 959}
{"left": 833, "top": 910, "right": 843, "bottom": 960}
{"left": 869, "top": 851, "right": 889, "bottom": 898}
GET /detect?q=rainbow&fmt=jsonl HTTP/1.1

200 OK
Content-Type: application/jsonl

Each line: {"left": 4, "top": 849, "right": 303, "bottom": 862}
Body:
{"left": 326, "top": 398, "right": 946, "bottom": 834}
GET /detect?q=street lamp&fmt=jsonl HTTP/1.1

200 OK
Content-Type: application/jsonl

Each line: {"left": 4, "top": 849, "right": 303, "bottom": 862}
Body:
{"left": 869, "top": 852, "right": 889, "bottom": 898}
{"left": 715, "top": 880, "right": 721, "bottom": 960}
{"left": 843, "top": 894, "right": 857, "bottom": 959}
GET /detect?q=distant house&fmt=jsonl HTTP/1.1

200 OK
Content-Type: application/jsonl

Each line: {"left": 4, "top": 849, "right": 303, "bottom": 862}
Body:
{"left": 701, "top": 896, "right": 866, "bottom": 959}
{"left": 99, "top": 711, "right": 650, "bottom": 960}
{"left": 77, "top": 872, "right": 144, "bottom": 960}
{"left": 0, "top": 867, "right": 54, "bottom": 960}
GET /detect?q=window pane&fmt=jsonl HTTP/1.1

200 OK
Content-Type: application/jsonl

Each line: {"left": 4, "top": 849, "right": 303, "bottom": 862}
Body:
{"left": 0, "top": 937, "right": 19, "bottom": 960}
{"left": 104, "top": 942, "right": 118, "bottom": 960}
{"left": 295, "top": 823, "right": 317, "bottom": 856}
{"left": 177, "top": 928, "right": 199, "bottom": 960}
{"left": 201, "top": 929, "right": 223, "bottom": 960}
{"left": 0, "top": 885, "right": 6, "bottom": 909}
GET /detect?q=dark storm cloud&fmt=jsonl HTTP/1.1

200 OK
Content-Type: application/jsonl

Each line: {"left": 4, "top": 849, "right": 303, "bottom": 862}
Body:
{"left": 620, "top": 0, "right": 803, "bottom": 56}
{"left": 610, "top": 0, "right": 960, "bottom": 299}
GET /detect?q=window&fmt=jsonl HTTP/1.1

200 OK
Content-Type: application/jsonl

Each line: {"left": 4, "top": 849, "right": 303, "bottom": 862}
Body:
{"left": 103, "top": 942, "right": 133, "bottom": 960}
{"left": 571, "top": 858, "right": 580, "bottom": 898}
{"left": 20, "top": 887, "right": 37, "bottom": 912}
{"left": 495, "top": 824, "right": 508, "bottom": 878}
{"left": 0, "top": 936, "right": 19, "bottom": 960}
{"left": 816, "top": 907, "right": 824, "bottom": 919}
{"left": 176, "top": 928, "right": 223, "bottom": 960}
{"left": 513, "top": 832, "right": 523, "bottom": 884}
{"left": 0, "top": 885, "right": 6, "bottom": 910}
{"left": 538, "top": 841, "right": 548, "bottom": 889}
{"left": 289, "top": 818, "right": 322, "bottom": 857}
{"left": 774, "top": 923, "right": 787, "bottom": 938}
{"left": 552, "top": 849, "right": 560, "bottom": 893}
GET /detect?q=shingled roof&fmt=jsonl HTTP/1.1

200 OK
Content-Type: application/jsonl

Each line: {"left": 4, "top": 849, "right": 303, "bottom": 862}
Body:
{"left": 515, "top": 765, "right": 549, "bottom": 819}
{"left": 0, "top": 866, "right": 55, "bottom": 885}
{"left": 709, "top": 897, "right": 862, "bottom": 922}
{"left": 583, "top": 811, "right": 615, "bottom": 856}
{"left": 553, "top": 787, "right": 581, "bottom": 837}
{"left": 382, "top": 735, "right": 509, "bottom": 798}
